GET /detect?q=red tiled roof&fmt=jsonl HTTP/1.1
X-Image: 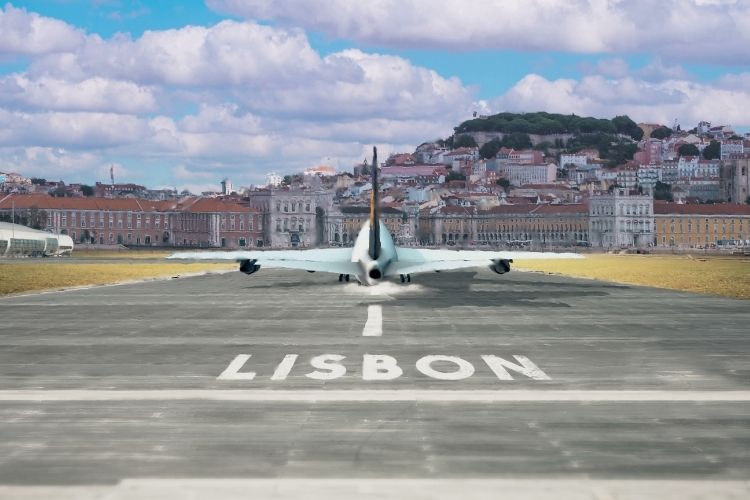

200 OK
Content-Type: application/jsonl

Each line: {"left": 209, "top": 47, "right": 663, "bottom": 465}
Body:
{"left": 0, "top": 194, "right": 256, "bottom": 213}
{"left": 654, "top": 202, "right": 750, "bottom": 216}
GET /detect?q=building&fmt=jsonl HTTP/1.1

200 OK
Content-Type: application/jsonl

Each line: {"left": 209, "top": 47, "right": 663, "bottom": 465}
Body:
{"left": 0, "top": 194, "right": 263, "bottom": 248}
{"left": 654, "top": 202, "right": 750, "bottom": 248}
{"left": 245, "top": 187, "right": 334, "bottom": 248}
{"left": 379, "top": 166, "right": 448, "bottom": 184}
{"left": 220, "top": 178, "right": 233, "bottom": 195}
{"left": 559, "top": 154, "right": 588, "bottom": 169}
{"left": 721, "top": 140, "right": 744, "bottom": 159}
{"left": 417, "top": 203, "right": 589, "bottom": 248}
{"left": 325, "top": 205, "right": 413, "bottom": 246}
{"left": 495, "top": 163, "right": 556, "bottom": 186}
{"left": 721, "top": 156, "right": 750, "bottom": 203}
{"left": 634, "top": 138, "right": 663, "bottom": 165}
{"left": 93, "top": 182, "right": 147, "bottom": 198}
{"left": 589, "top": 189, "right": 654, "bottom": 248}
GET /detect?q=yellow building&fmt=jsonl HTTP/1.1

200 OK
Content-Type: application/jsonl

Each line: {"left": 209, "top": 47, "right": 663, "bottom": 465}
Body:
{"left": 654, "top": 202, "right": 750, "bottom": 248}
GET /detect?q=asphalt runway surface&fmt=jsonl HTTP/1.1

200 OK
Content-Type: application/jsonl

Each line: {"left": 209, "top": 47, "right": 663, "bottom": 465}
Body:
{"left": 1, "top": 267, "right": 749, "bottom": 499}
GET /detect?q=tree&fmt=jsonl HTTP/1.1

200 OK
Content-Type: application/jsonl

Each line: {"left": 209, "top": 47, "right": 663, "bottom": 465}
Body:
{"left": 479, "top": 138, "right": 502, "bottom": 159}
{"left": 81, "top": 184, "right": 94, "bottom": 196}
{"left": 30, "top": 178, "right": 47, "bottom": 185}
{"left": 496, "top": 178, "right": 511, "bottom": 193}
{"left": 650, "top": 126, "right": 673, "bottom": 140}
{"left": 654, "top": 181, "right": 673, "bottom": 202}
{"left": 453, "top": 134, "right": 477, "bottom": 148}
{"left": 446, "top": 171, "right": 466, "bottom": 182}
{"left": 678, "top": 143, "right": 700, "bottom": 157}
{"left": 703, "top": 140, "right": 720, "bottom": 160}
{"left": 27, "top": 206, "right": 48, "bottom": 229}
{"left": 501, "top": 132, "right": 532, "bottom": 150}
{"left": 746, "top": 196, "right": 750, "bottom": 205}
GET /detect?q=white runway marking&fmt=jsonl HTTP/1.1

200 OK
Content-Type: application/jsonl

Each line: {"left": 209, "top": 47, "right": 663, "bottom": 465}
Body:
{"left": 2, "top": 390, "right": 750, "bottom": 402}
{"left": 1, "top": 478, "right": 748, "bottom": 500}
{"left": 362, "top": 304, "right": 383, "bottom": 336}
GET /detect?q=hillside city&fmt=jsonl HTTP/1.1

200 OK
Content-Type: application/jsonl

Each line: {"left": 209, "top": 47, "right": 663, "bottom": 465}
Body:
{"left": 2, "top": 112, "right": 750, "bottom": 253}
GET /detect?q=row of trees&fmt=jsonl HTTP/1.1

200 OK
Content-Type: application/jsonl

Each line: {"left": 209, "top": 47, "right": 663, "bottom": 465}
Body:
{"left": 455, "top": 112, "right": 644, "bottom": 141}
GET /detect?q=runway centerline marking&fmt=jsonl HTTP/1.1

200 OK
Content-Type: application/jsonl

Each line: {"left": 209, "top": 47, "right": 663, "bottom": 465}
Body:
{"left": 362, "top": 304, "right": 383, "bottom": 337}
{"left": 2, "top": 390, "right": 750, "bottom": 402}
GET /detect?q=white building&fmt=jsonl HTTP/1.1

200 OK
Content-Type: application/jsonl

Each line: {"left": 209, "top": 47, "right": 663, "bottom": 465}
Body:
{"left": 497, "top": 163, "right": 556, "bottom": 186}
{"left": 560, "top": 154, "right": 588, "bottom": 169}
{"left": 721, "top": 140, "right": 744, "bottom": 159}
{"left": 589, "top": 189, "right": 654, "bottom": 248}
{"left": 637, "top": 165, "right": 662, "bottom": 193}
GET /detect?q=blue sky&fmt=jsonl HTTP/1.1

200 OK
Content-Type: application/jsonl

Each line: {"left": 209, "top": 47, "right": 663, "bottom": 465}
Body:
{"left": 1, "top": 0, "right": 749, "bottom": 190}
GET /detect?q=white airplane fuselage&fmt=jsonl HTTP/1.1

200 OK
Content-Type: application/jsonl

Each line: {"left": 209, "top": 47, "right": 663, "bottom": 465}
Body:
{"left": 351, "top": 220, "right": 397, "bottom": 286}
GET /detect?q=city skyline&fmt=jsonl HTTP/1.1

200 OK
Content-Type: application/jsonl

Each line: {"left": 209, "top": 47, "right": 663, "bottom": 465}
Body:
{"left": 1, "top": 0, "right": 749, "bottom": 191}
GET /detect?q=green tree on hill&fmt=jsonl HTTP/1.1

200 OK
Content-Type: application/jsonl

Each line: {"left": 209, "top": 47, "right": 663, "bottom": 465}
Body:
{"left": 501, "top": 132, "right": 532, "bottom": 150}
{"left": 479, "top": 138, "right": 502, "bottom": 159}
{"left": 453, "top": 134, "right": 477, "bottom": 148}
{"left": 650, "top": 126, "right": 672, "bottom": 140}
{"left": 678, "top": 144, "right": 700, "bottom": 157}
{"left": 703, "top": 140, "right": 720, "bottom": 160}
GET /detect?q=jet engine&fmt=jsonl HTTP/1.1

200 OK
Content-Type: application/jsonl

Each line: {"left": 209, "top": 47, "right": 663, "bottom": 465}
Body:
{"left": 490, "top": 258, "right": 512, "bottom": 275}
{"left": 239, "top": 259, "right": 261, "bottom": 275}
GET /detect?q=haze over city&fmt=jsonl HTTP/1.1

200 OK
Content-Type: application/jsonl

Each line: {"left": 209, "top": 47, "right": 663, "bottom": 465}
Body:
{"left": 2, "top": 0, "right": 750, "bottom": 192}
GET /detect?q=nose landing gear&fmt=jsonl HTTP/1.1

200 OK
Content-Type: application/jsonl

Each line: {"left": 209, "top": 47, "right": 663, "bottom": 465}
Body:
{"left": 399, "top": 274, "right": 411, "bottom": 283}
{"left": 338, "top": 274, "right": 350, "bottom": 282}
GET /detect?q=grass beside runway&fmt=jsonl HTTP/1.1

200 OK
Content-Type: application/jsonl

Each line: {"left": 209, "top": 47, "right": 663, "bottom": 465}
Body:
{"left": 0, "top": 260, "right": 235, "bottom": 295}
{"left": 515, "top": 254, "right": 750, "bottom": 300}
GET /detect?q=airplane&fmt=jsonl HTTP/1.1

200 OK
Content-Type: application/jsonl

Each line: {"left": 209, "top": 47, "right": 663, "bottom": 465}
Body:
{"left": 168, "top": 147, "right": 583, "bottom": 285}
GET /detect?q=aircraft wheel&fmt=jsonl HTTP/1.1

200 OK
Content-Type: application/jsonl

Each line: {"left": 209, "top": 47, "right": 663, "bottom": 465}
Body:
{"left": 400, "top": 274, "right": 405, "bottom": 283}
{"left": 345, "top": 274, "right": 350, "bottom": 282}
{"left": 338, "top": 274, "right": 343, "bottom": 282}
{"left": 407, "top": 274, "right": 411, "bottom": 283}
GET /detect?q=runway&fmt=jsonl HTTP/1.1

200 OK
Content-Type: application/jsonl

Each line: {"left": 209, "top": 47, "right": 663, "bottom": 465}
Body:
{"left": 1, "top": 268, "right": 749, "bottom": 498}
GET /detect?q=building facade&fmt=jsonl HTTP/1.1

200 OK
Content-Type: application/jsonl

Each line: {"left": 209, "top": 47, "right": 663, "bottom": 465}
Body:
{"left": 654, "top": 203, "right": 750, "bottom": 248}
{"left": 245, "top": 187, "right": 334, "bottom": 248}
{"left": 0, "top": 194, "right": 263, "bottom": 248}
{"left": 589, "top": 189, "right": 654, "bottom": 248}
{"left": 418, "top": 203, "right": 589, "bottom": 248}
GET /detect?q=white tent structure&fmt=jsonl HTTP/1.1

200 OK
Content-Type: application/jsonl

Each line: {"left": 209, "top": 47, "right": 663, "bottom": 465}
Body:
{"left": 0, "top": 222, "right": 74, "bottom": 257}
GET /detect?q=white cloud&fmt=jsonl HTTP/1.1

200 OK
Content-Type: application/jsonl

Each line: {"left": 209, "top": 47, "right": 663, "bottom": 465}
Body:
{"left": 0, "top": 108, "right": 150, "bottom": 148}
{"left": 0, "top": 146, "right": 102, "bottom": 179}
{"left": 208, "top": 0, "right": 750, "bottom": 63}
{"left": 491, "top": 73, "right": 750, "bottom": 129}
{"left": 0, "top": 75, "right": 157, "bottom": 113}
{"left": 0, "top": 4, "right": 85, "bottom": 55}
{"left": 242, "top": 49, "right": 473, "bottom": 121}
{"left": 30, "top": 20, "right": 334, "bottom": 87}
{"left": 171, "top": 165, "right": 215, "bottom": 180}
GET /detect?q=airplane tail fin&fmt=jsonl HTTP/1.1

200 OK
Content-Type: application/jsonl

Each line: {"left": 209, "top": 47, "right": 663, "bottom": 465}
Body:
{"left": 368, "top": 146, "right": 380, "bottom": 260}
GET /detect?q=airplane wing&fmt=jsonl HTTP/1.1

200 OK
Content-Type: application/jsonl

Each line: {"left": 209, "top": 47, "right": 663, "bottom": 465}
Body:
{"left": 389, "top": 247, "right": 583, "bottom": 276}
{"left": 167, "top": 248, "right": 360, "bottom": 275}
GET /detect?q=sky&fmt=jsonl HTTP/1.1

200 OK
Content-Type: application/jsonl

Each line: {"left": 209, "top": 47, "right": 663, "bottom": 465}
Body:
{"left": 1, "top": 0, "right": 750, "bottom": 192}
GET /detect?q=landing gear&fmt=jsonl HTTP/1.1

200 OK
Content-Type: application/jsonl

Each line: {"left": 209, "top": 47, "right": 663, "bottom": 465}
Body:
{"left": 399, "top": 274, "right": 411, "bottom": 283}
{"left": 338, "top": 274, "right": 350, "bottom": 282}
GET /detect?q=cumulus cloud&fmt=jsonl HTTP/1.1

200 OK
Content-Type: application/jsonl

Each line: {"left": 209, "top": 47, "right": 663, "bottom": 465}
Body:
{"left": 0, "top": 108, "right": 150, "bottom": 148}
{"left": 0, "top": 146, "right": 102, "bottom": 179}
{"left": 0, "top": 4, "right": 85, "bottom": 55}
{"left": 30, "top": 20, "right": 338, "bottom": 87}
{"left": 490, "top": 73, "right": 750, "bottom": 129}
{"left": 0, "top": 75, "right": 157, "bottom": 113}
{"left": 207, "top": 0, "right": 750, "bottom": 63}
{"left": 242, "top": 49, "right": 473, "bottom": 121}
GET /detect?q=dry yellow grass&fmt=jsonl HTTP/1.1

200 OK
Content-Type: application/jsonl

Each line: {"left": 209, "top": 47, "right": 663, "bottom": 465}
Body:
{"left": 515, "top": 254, "right": 750, "bottom": 300}
{"left": 0, "top": 261, "right": 235, "bottom": 295}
